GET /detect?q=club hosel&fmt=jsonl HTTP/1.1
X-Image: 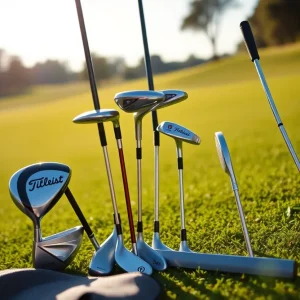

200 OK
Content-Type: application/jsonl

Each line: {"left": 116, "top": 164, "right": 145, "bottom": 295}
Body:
{"left": 34, "top": 222, "right": 41, "bottom": 242}
{"left": 135, "top": 120, "right": 143, "bottom": 142}
{"left": 90, "top": 235, "right": 100, "bottom": 250}
{"left": 230, "top": 176, "right": 238, "bottom": 191}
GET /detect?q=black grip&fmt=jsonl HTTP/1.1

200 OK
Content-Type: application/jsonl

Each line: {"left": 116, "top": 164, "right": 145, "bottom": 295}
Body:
{"left": 240, "top": 21, "right": 260, "bottom": 62}
{"left": 97, "top": 123, "right": 107, "bottom": 146}
{"left": 114, "top": 126, "right": 122, "bottom": 140}
{"left": 65, "top": 187, "right": 93, "bottom": 237}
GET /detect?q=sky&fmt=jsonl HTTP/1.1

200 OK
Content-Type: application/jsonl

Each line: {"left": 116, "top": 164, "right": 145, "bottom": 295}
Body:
{"left": 0, "top": 0, "right": 258, "bottom": 71}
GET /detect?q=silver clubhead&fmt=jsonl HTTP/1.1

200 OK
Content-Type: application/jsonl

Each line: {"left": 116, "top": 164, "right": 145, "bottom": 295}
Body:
{"left": 156, "top": 90, "right": 188, "bottom": 110}
{"left": 88, "top": 226, "right": 117, "bottom": 276}
{"left": 35, "top": 226, "right": 84, "bottom": 270}
{"left": 73, "top": 109, "right": 120, "bottom": 127}
{"left": 157, "top": 121, "right": 200, "bottom": 145}
{"left": 115, "top": 235, "right": 152, "bottom": 275}
{"left": 114, "top": 90, "right": 165, "bottom": 113}
{"left": 9, "top": 162, "right": 71, "bottom": 223}
{"left": 137, "top": 233, "right": 167, "bottom": 271}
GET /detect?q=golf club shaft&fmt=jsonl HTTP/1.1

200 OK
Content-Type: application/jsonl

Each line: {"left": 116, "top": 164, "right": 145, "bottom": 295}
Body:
{"left": 156, "top": 249, "right": 296, "bottom": 279}
{"left": 240, "top": 21, "right": 300, "bottom": 172}
{"left": 114, "top": 125, "right": 138, "bottom": 255}
{"left": 65, "top": 187, "right": 99, "bottom": 250}
{"left": 176, "top": 142, "right": 187, "bottom": 243}
{"left": 137, "top": 0, "right": 161, "bottom": 235}
{"left": 232, "top": 188, "right": 253, "bottom": 257}
{"left": 253, "top": 60, "right": 300, "bottom": 171}
{"left": 75, "top": 0, "right": 121, "bottom": 226}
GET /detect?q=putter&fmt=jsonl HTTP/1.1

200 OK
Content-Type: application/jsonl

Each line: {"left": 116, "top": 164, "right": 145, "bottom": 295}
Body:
{"left": 240, "top": 21, "right": 300, "bottom": 172}
{"left": 114, "top": 90, "right": 168, "bottom": 271}
{"left": 157, "top": 121, "right": 200, "bottom": 252}
{"left": 215, "top": 132, "right": 254, "bottom": 257}
{"left": 74, "top": 0, "right": 152, "bottom": 275}
{"left": 9, "top": 162, "right": 84, "bottom": 271}
{"left": 73, "top": 110, "right": 152, "bottom": 275}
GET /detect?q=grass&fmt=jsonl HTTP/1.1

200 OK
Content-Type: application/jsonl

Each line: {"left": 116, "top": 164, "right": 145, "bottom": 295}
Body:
{"left": 0, "top": 43, "right": 300, "bottom": 299}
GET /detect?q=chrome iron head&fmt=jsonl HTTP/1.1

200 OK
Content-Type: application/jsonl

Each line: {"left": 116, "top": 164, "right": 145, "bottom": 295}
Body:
{"left": 156, "top": 90, "right": 188, "bottom": 110}
{"left": 73, "top": 109, "right": 120, "bottom": 128}
{"left": 157, "top": 121, "right": 200, "bottom": 145}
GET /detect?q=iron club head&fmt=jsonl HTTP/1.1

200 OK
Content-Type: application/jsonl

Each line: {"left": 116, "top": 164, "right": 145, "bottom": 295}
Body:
{"left": 156, "top": 90, "right": 188, "bottom": 110}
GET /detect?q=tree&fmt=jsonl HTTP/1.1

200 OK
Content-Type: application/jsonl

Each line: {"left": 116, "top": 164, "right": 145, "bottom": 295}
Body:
{"left": 181, "top": 0, "right": 238, "bottom": 60}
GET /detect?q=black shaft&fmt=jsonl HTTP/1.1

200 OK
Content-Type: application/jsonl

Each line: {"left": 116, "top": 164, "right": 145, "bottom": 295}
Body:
{"left": 137, "top": 0, "right": 159, "bottom": 135}
{"left": 65, "top": 187, "right": 94, "bottom": 238}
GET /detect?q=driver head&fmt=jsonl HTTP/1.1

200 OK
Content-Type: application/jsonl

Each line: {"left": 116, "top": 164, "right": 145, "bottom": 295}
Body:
{"left": 9, "top": 162, "right": 71, "bottom": 224}
{"left": 214, "top": 132, "right": 234, "bottom": 178}
{"left": 73, "top": 109, "right": 120, "bottom": 127}
{"left": 114, "top": 90, "right": 165, "bottom": 113}
{"left": 157, "top": 121, "right": 200, "bottom": 145}
{"left": 156, "top": 90, "right": 188, "bottom": 110}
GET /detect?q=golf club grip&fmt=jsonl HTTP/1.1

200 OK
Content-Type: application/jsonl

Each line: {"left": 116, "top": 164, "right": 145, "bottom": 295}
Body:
{"left": 118, "top": 147, "right": 136, "bottom": 243}
{"left": 240, "top": 21, "right": 260, "bottom": 62}
{"left": 65, "top": 187, "right": 94, "bottom": 237}
{"left": 157, "top": 250, "right": 296, "bottom": 279}
{"left": 75, "top": 0, "right": 100, "bottom": 110}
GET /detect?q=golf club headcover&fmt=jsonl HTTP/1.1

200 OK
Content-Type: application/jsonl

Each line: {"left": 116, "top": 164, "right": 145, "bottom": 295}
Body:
{"left": 0, "top": 268, "right": 162, "bottom": 300}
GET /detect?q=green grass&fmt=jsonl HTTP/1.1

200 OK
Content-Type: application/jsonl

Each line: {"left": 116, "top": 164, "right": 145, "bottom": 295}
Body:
{"left": 0, "top": 43, "right": 300, "bottom": 299}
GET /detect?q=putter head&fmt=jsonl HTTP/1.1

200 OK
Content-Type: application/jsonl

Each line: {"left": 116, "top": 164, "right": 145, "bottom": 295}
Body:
{"left": 157, "top": 121, "right": 200, "bottom": 145}
{"left": 34, "top": 225, "right": 84, "bottom": 270}
{"left": 156, "top": 90, "right": 188, "bottom": 110}
{"left": 137, "top": 233, "right": 167, "bottom": 271}
{"left": 152, "top": 232, "right": 174, "bottom": 251}
{"left": 88, "top": 226, "right": 117, "bottom": 276}
{"left": 114, "top": 90, "right": 165, "bottom": 113}
{"left": 215, "top": 132, "right": 236, "bottom": 180}
{"left": 73, "top": 109, "right": 120, "bottom": 127}
{"left": 9, "top": 162, "right": 71, "bottom": 223}
{"left": 115, "top": 234, "right": 152, "bottom": 275}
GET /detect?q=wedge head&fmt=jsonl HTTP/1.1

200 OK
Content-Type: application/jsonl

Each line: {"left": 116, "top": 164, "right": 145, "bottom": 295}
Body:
{"left": 157, "top": 121, "right": 200, "bottom": 145}
{"left": 35, "top": 226, "right": 84, "bottom": 270}
{"left": 73, "top": 109, "right": 119, "bottom": 126}
{"left": 114, "top": 90, "right": 165, "bottom": 113}
{"left": 9, "top": 162, "right": 71, "bottom": 222}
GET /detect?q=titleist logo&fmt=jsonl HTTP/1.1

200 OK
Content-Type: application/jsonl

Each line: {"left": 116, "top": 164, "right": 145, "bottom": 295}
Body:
{"left": 174, "top": 127, "right": 190, "bottom": 136}
{"left": 28, "top": 176, "right": 64, "bottom": 192}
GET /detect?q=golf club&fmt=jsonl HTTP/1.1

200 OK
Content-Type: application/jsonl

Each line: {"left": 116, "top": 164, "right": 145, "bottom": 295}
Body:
{"left": 240, "top": 20, "right": 300, "bottom": 172}
{"left": 215, "top": 132, "right": 254, "bottom": 257}
{"left": 73, "top": 110, "right": 153, "bottom": 275}
{"left": 74, "top": 0, "right": 152, "bottom": 275}
{"left": 9, "top": 162, "right": 84, "bottom": 271}
{"left": 114, "top": 90, "right": 167, "bottom": 271}
{"left": 157, "top": 121, "right": 200, "bottom": 252}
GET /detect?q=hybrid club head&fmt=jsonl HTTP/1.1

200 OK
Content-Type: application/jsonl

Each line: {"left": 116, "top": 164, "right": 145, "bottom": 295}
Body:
{"left": 115, "top": 235, "right": 153, "bottom": 275}
{"left": 114, "top": 90, "right": 165, "bottom": 113}
{"left": 73, "top": 109, "right": 120, "bottom": 127}
{"left": 157, "top": 121, "right": 200, "bottom": 145}
{"left": 9, "top": 162, "right": 84, "bottom": 270}
{"left": 88, "top": 226, "right": 117, "bottom": 276}
{"left": 156, "top": 90, "right": 188, "bottom": 110}
{"left": 137, "top": 233, "right": 168, "bottom": 271}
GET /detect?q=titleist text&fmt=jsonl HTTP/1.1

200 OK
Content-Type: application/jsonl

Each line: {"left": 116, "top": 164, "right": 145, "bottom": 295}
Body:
{"left": 28, "top": 176, "right": 64, "bottom": 192}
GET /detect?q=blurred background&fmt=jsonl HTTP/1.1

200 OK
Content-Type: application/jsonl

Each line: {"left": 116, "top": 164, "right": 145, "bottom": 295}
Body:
{"left": 1, "top": 0, "right": 299, "bottom": 98}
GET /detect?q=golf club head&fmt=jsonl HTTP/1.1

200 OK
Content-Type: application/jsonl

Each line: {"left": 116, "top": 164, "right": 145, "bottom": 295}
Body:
{"left": 157, "top": 121, "right": 200, "bottom": 145}
{"left": 115, "top": 235, "right": 152, "bottom": 275}
{"left": 88, "top": 226, "right": 117, "bottom": 276}
{"left": 34, "top": 225, "right": 84, "bottom": 270}
{"left": 9, "top": 162, "right": 71, "bottom": 223}
{"left": 156, "top": 90, "right": 188, "bottom": 110}
{"left": 137, "top": 233, "right": 167, "bottom": 271}
{"left": 114, "top": 90, "right": 165, "bottom": 113}
{"left": 73, "top": 109, "right": 120, "bottom": 127}
{"left": 215, "top": 132, "right": 236, "bottom": 183}
{"left": 152, "top": 232, "right": 174, "bottom": 251}
{"left": 179, "top": 240, "right": 192, "bottom": 252}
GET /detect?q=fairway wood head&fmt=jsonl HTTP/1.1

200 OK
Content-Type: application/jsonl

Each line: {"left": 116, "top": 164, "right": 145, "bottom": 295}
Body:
{"left": 157, "top": 121, "right": 200, "bottom": 145}
{"left": 9, "top": 162, "right": 71, "bottom": 223}
{"left": 73, "top": 109, "right": 120, "bottom": 127}
{"left": 215, "top": 132, "right": 236, "bottom": 180}
{"left": 115, "top": 235, "right": 152, "bottom": 275}
{"left": 114, "top": 90, "right": 165, "bottom": 113}
{"left": 34, "top": 225, "right": 84, "bottom": 270}
{"left": 88, "top": 226, "right": 117, "bottom": 276}
{"left": 156, "top": 90, "right": 188, "bottom": 110}
{"left": 137, "top": 233, "right": 167, "bottom": 271}
{"left": 152, "top": 232, "right": 174, "bottom": 251}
